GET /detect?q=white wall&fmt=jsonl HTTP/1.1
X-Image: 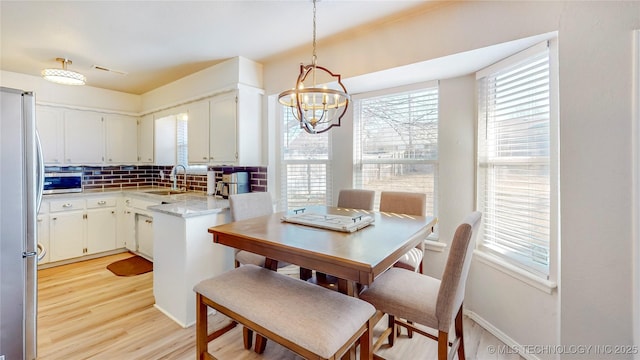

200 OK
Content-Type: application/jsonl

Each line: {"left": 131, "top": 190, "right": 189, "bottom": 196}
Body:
{"left": 263, "top": 1, "right": 640, "bottom": 357}
{"left": 140, "top": 56, "right": 263, "bottom": 114}
{"left": 0, "top": 70, "right": 140, "bottom": 114}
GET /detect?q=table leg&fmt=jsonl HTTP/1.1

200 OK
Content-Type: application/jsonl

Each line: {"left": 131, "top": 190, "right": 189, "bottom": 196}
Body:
{"left": 299, "top": 267, "right": 313, "bottom": 280}
{"left": 264, "top": 258, "right": 278, "bottom": 271}
{"left": 337, "top": 278, "right": 356, "bottom": 297}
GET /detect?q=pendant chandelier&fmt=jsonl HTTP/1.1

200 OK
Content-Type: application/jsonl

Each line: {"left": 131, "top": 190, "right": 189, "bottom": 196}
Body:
{"left": 42, "top": 58, "right": 86, "bottom": 86}
{"left": 278, "top": 0, "right": 350, "bottom": 134}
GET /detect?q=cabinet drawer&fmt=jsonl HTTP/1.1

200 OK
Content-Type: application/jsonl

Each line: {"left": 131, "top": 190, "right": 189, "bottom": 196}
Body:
{"left": 50, "top": 199, "right": 85, "bottom": 212}
{"left": 86, "top": 197, "right": 117, "bottom": 209}
{"left": 126, "top": 198, "right": 159, "bottom": 212}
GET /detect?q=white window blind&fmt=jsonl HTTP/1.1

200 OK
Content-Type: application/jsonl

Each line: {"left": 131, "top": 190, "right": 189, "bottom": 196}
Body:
{"left": 477, "top": 42, "right": 552, "bottom": 277}
{"left": 354, "top": 87, "right": 438, "bottom": 214}
{"left": 281, "top": 110, "right": 332, "bottom": 209}
{"left": 177, "top": 114, "right": 188, "bottom": 166}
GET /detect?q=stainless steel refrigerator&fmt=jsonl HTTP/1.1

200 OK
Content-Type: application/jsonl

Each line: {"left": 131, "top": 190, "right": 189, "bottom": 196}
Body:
{"left": 0, "top": 87, "right": 44, "bottom": 360}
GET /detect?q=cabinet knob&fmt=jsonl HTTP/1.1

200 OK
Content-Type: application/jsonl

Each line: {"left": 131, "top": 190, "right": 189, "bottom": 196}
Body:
{"left": 97, "top": 200, "right": 107, "bottom": 205}
{"left": 62, "top": 203, "right": 73, "bottom": 208}
{"left": 203, "top": 157, "right": 208, "bottom": 160}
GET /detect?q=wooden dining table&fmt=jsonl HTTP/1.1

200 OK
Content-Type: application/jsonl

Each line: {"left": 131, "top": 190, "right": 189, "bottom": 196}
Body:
{"left": 208, "top": 205, "right": 437, "bottom": 296}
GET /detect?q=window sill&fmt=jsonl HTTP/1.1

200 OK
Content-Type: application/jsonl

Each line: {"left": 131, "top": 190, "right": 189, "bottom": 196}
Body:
{"left": 473, "top": 250, "right": 557, "bottom": 294}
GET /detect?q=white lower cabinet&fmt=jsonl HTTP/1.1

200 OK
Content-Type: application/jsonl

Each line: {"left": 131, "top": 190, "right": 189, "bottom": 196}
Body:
{"left": 48, "top": 196, "right": 118, "bottom": 263}
{"left": 37, "top": 200, "right": 50, "bottom": 264}
{"left": 120, "top": 197, "right": 158, "bottom": 260}
{"left": 50, "top": 211, "right": 85, "bottom": 261}
{"left": 86, "top": 197, "right": 117, "bottom": 254}
{"left": 121, "top": 198, "right": 136, "bottom": 251}
{"left": 136, "top": 214, "right": 154, "bottom": 259}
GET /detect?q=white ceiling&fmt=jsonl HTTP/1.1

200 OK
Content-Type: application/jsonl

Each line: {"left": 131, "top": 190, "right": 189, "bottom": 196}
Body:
{"left": 0, "top": 0, "right": 433, "bottom": 95}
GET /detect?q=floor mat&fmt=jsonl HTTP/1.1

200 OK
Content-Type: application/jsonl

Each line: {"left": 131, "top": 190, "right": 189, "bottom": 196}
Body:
{"left": 107, "top": 255, "right": 153, "bottom": 276}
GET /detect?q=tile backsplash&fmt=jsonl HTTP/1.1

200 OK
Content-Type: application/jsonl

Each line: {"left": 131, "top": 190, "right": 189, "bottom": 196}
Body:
{"left": 44, "top": 165, "right": 268, "bottom": 193}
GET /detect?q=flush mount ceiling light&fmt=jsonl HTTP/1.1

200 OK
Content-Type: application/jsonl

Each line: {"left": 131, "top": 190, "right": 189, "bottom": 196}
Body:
{"left": 278, "top": 0, "right": 350, "bottom": 134}
{"left": 41, "top": 58, "right": 86, "bottom": 86}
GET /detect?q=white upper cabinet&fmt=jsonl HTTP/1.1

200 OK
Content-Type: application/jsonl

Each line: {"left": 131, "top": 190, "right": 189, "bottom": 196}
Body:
{"left": 209, "top": 91, "right": 238, "bottom": 164}
{"left": 105, "top": 114, "right": 138, "bottom": 164}
{"left": 187, "top": 99, "right": 210, "bottom": 164}
{"left": 36, "top": 105, "right": 144, "bottom": 166}
{"left": 64, "top": 110, "right": 105, "bottom": 165}
{"left": 36, "top": 106, "right": 65, "bottom": 164}
{"left": 138, "top": 114, "right": 154, "bottom": 163}
{"left": 235, "top": 86, "right": 262, "bottom": 165}
{"left": 187, "top": 87, "right": 262, "bottom": 165}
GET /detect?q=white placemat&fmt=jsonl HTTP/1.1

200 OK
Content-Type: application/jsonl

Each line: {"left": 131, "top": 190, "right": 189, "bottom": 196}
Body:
{"left": 281, "top": 211, "right": 374, "bottom": 233}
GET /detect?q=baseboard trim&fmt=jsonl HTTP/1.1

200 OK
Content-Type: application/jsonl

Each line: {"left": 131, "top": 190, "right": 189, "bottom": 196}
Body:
{"left": 464, "top": 309, "right": 542, "bottom": 360}
{"left": 38, "top": 248, "right": 129, "bottom": 269}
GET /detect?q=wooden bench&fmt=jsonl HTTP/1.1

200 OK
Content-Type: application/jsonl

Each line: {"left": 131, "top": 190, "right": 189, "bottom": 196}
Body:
{"left": 194, "top": 264, "right": 376, "bottom": 360}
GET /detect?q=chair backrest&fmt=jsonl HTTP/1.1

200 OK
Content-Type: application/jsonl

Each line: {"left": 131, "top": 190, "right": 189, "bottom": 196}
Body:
{"left": 337, "top": 189, "right": 375, "bottom": 210}
{"left": 379, "top": 191, "right": 427, "bottom": 216}
{"left": 229, "top": 192, "right": 274, "bottom": 221}
{"left": 435, "top": 211, "right": 482, "bottom": 332}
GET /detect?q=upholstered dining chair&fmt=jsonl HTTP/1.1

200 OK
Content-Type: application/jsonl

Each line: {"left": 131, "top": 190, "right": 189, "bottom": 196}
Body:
{"left": 359, "top": 211, "right": 482, "bottom": 360}
{"left": 310, "top": 188, "right": 377, "bottom": 289}
{"left": 228, "top": 191, "right": 291, "bottom": 350}
{"left": 228, "top": 192, "right": 285, "bottom": 268}
{"left": 337, "top": 189, "right": 376, "bottom": 210}
{"left": 379, "top": 191, "right": 428, "bottom": 273}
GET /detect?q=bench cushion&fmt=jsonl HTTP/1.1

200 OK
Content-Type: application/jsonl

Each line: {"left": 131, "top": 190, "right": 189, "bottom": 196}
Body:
{"left": 194, "top": 264, "right": 375, "bottom": 359}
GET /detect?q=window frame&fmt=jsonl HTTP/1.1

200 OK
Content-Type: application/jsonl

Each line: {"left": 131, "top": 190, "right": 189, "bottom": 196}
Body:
{"left": 475, "top": 40, "right": 559, "bottom": 288}
{"left": 352, "top": 81, "right": 440, "bottom": 223}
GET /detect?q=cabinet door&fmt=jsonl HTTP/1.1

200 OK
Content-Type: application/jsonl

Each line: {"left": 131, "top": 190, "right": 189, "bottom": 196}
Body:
{"left": 37, "top": 215, "right": 50, "bottom": 264}
{"left": 64, "top": 110, "right": 104, "bottom": 164}
{"left": 105, "top": 115, "right": 138, "bottom": 164}
{"left": 36, "top": 107, "right": 65, "bottom": 165}
{"left": 236, "top": 87, "right": 263, "bottom": 165}
{"left": 138, "top": 114, "right": 154, "bottom": 163}
{"left": 209, "top": 92, "right": 237, "bottom": 164}
{"left": 122, "top": 206, "right": 136, "bottom": 251}
{"left": 187, "top": 100, "right": 210, "bottom": 164}
{"left": 49, "top": 212, "right": 84, "bottom": 261}
{"left": 136, "top": 214, "right": 154, "bottom": 259}
{"left": 86, "top": 208, "right": 117, "bottom": 254}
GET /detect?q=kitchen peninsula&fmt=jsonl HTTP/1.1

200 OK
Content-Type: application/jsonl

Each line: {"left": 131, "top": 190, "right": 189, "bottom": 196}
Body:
{"left": 148, "top": 195, "right": 235, "bottom": 327}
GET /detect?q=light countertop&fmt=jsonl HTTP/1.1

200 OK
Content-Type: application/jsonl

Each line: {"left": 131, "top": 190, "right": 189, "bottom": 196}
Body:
{"left": 43, "top": 187, "right": 230, "bottom": 218}
{"left": 148, "top": 197, "right": 229, "bottom": 218}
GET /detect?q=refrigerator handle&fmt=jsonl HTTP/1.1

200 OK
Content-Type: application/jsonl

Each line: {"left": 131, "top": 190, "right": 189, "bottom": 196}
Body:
{"left": 35, "top": 131, "right": 44, "bottom": 212}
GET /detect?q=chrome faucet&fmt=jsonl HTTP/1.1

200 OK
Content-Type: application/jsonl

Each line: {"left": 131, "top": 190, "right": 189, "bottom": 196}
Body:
{"left": 170, "top": 164, "right": 187, "bottom": 191}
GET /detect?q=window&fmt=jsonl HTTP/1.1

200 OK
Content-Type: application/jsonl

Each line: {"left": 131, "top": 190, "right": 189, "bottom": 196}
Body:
{"left": 354, "top": 85, "right": 439, "bottom": 215}
{"left": 476, "top": 41, "right": 556, "bottom": 279}
{"left": 176, "top": 114, "right": 188, "bottom": 167}
{"left": 156, "top": 112, "right": 206, "bottom": 173}
{"left": 280, "top": 109, "right": 332, "bottom": 209}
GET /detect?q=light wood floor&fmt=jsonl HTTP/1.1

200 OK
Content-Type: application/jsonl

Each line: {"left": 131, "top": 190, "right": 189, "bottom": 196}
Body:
{"left": 37, "top": 253, "right": 523, "bottom": 360}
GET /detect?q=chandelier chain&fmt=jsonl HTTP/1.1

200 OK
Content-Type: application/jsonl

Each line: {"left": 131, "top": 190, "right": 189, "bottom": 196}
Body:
{"left": 312, "top": 0, "right": 317, "bottom": 66}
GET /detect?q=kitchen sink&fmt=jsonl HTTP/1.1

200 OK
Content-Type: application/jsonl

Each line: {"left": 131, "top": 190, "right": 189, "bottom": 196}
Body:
{"left": 145, "top": 189, "right": 187, "bottom": 196}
